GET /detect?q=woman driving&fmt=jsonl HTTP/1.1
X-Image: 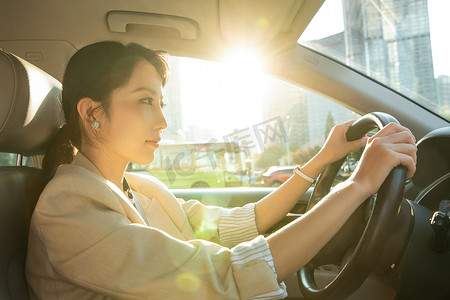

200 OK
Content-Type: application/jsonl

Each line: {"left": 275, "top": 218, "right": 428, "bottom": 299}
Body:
{"left": 26, "top": 41, "right": 417, "bottom": 299}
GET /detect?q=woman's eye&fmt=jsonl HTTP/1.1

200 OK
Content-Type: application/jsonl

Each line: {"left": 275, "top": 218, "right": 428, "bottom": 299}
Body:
{"left": 140, "top": 98, "right": 154, "bottom": 105}
{"left": 160, "top": 101, "right": 167, "bottom": 109}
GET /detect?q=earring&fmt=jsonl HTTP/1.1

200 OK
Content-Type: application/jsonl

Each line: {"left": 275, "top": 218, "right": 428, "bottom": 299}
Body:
{"left": 91, "top": 121, "right": 100, "bottom": 129}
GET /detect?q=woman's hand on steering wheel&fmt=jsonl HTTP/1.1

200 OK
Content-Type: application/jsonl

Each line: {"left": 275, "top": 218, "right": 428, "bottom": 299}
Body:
{"left": 349, "top": 122, "right": 417, "bottom": 198}
{"left": 317, "top": 120, "right": 367, "bottom": 166}
{"left": 298, "top": 113, "right": 418, "bottom": 300}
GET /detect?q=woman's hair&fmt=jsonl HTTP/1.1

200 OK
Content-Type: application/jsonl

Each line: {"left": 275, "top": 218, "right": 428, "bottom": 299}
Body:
{"left": 41, "top": 41, "right": 169, "bottom": 180}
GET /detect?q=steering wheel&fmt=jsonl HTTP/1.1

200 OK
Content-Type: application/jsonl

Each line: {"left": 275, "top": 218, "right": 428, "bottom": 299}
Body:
{"left": 297, "top": 112, "right": 407, "bottom": 299}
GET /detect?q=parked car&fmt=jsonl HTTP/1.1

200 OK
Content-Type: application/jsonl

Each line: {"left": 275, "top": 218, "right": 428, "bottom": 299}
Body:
{"left": 1, "top": 0, "right": 449, "bottom": 299}
{"left": 262, "top": 166, "right": 296, "bottom": 187}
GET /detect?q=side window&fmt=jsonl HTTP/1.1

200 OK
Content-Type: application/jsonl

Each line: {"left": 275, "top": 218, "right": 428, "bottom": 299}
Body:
{"left": 0, "top": 153, "right": 39, "bottom": 167}
{"left": 0, "top": 152, "right": 17, "bottom": 166}
{"left": 127, "top": 57, "right": 360, "bottom": 188}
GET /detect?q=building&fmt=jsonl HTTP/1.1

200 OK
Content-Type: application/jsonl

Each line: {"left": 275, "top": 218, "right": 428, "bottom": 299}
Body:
{"left": 301, "top": 0, "right": 440, "bottom": 145}
{"left": 343, "top": 0, "right": 437, "bottom": 106}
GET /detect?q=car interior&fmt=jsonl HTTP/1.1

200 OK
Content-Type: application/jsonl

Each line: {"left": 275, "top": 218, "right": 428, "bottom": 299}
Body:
{"left": 0, "top": 49, "right": 64, "bottom": 299}
{"left": 1, "top": 0, "right": 449, "bottom": 299}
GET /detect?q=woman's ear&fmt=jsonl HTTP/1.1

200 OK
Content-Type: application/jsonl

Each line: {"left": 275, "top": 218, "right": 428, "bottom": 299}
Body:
{"left": 77, "top": 97, "right": 102, "bottom": 127}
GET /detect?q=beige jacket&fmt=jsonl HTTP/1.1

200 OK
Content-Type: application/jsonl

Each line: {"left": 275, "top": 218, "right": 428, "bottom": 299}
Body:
{"left": 26, "top": 153, "right": 286, "bottom": 299}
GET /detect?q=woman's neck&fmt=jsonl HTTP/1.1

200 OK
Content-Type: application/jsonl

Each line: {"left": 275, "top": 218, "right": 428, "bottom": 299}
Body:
{"left": 79, "top": 145, "right": 128, "bottom": 193}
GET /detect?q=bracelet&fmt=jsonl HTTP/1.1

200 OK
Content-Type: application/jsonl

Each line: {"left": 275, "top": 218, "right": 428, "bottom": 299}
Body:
{"left": 293, "top": 166, "right": 316, "bottom": 184}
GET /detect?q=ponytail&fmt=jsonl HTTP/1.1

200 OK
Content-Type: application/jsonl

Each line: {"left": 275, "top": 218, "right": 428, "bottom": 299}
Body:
{"left": 41, "top": 124, "right": 77, "bottom": 181}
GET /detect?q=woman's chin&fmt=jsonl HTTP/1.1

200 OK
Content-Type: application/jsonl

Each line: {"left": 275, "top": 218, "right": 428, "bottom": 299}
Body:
{"left": 132, "top": 154, "right": 155, "bottom": 166}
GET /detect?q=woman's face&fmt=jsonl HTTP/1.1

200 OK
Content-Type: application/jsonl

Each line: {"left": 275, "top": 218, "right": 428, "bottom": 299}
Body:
{"left": 95, "top": 59, "right": 167, "bottom": 166}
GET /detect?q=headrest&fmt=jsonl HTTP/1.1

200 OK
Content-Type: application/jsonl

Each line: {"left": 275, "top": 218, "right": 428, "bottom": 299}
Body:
{"left": 0, "top": 50, "right": 64, "bottom": 156}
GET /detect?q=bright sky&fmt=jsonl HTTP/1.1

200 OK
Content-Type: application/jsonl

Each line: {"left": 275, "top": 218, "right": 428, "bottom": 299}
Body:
{"left": 299, "top": 0, "right": 344, "bottom": 42}
{"left": 428, "top": 0, "right": 450, "bottom": 77}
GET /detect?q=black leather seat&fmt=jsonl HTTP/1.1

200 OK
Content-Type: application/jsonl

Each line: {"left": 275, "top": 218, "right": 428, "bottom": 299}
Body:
{"left": 0, "top": 49, "right": 64, "bottom": 299}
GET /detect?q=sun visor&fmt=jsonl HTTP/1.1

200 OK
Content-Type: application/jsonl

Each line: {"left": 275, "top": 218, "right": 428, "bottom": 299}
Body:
{"left": 219, "top": 0, "right": 305, "bottom": 44}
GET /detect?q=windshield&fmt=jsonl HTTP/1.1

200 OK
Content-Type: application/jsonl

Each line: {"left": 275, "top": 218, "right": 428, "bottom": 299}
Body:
{"left": 298, "top": 0, "right": 450, "bottom": 121}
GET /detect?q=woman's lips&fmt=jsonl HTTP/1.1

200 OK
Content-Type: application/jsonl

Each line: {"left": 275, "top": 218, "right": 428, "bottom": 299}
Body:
{"left": 145, "top": 140, "right": 160, "bottom": 148}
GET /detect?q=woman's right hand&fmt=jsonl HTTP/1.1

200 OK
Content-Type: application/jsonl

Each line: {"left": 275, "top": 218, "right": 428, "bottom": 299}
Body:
{"left": 348, "top": 122, "right": 417, "bottom": 199}
{"left": 315, "top": 120, "right": 367, "bottom": 167}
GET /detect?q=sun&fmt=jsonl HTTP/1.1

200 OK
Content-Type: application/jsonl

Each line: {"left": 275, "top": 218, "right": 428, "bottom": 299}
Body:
{"left": 216, "top": 47, "right": 266, "bottom": 130}
{"left": 176, "top": 48, "right": 267, "bottom": 137}
{"left": 222, "top": 48, "right": 264, "bottom": 75}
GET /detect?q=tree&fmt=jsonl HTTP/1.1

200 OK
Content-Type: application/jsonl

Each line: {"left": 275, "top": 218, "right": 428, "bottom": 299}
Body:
{"left": 291, "top": 146, "right": 321, "bottom": 165}
{"left": 255, "top": 144, "right": 285, "bottom": 169}
{"left": 324, "top": 111, "right": 335, "bottom": 138}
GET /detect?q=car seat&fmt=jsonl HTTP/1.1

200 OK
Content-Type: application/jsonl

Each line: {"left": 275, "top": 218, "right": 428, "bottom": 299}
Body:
{"left": 0, "top": 49, "right": 64, "bottom": 299}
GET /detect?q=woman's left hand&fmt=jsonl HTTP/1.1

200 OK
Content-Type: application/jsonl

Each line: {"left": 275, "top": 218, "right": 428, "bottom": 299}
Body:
{"left": 316, "top": 120, "right": 367, "bottom": 165}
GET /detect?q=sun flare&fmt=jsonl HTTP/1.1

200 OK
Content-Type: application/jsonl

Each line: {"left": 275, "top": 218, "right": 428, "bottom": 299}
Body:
{"left": 178, "top": 48, "right": 267, "bottom": 137}
{"left": 222, "top": 48, "right": 264, "bottom": 74}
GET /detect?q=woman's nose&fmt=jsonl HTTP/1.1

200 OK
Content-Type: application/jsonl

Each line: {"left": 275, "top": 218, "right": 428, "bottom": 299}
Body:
{"left": 156, "top": 108, "right": 168, "bottom": 130}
